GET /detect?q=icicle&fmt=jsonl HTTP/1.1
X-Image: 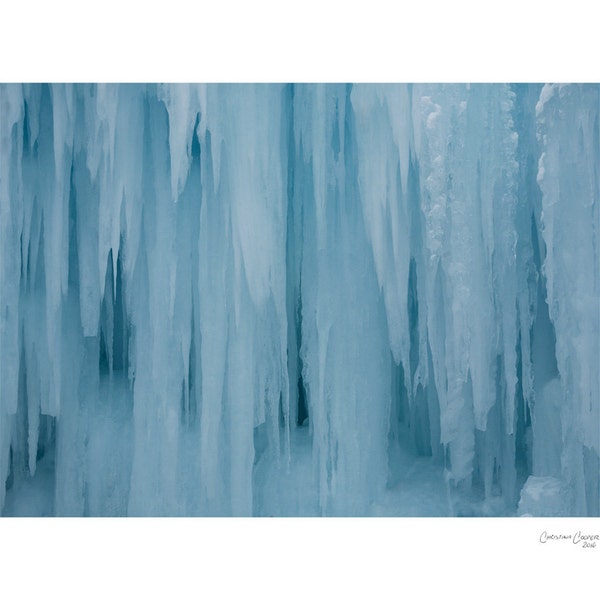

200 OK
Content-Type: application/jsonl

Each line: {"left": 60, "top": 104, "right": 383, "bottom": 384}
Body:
{"left": 351, "top": 84, "right": 412, "bottom": 395}
{"left": 158, "top": 83, "right": 200, "bottom": 202}
{"left": 0, "top": 84, "right": 24, "bottom": 417}
{"left": 1, "top": 83, "right": 597, "bottom": 517}
{"left": 536, "top": 84, "right": 599, "bottom": 515}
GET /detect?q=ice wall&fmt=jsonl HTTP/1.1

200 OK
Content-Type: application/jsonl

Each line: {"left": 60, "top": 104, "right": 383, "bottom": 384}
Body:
{"left": 0, "top": 83, "right": 598, "bottom": 516}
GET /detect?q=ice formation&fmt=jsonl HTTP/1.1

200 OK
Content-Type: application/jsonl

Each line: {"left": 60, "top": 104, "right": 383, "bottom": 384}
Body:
{"left": 0, "top": 83, "right": 598, "bottom": 516}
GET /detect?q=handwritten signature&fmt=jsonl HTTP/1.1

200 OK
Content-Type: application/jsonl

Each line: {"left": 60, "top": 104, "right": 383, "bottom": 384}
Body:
{"left": 539, "top": 531, "right": 598, "bottom": 548}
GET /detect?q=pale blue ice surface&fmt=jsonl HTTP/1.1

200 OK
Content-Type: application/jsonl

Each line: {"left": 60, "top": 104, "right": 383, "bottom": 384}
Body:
{"left": 0, "top": 84, "right": 598, "bottom": 516}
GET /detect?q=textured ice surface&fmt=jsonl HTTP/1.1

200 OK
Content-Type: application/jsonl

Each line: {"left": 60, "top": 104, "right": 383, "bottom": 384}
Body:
{"left": 0, "top": 83, "right": 598, "bottom": 516}
{"left": 518, "top": 476, "right": 568, "bottom": 517}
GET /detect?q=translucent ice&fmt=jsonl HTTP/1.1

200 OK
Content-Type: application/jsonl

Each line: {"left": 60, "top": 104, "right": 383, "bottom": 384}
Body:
{"left": 0, "top": 84, "right": 598, "bottom": 516}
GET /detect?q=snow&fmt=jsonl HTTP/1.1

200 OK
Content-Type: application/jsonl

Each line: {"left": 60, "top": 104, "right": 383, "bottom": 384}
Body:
{"left": 0, "top": 83, "right": 598, "bottom": 517}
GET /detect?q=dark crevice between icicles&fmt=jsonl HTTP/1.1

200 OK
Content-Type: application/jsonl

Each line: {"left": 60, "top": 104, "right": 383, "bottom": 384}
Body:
{"left": 426, "top": 340, "right": 443, "bottom": 462}
{"left": 386, "top": 158, "right": 439, "bottom": 488}
{"left": 22, "top": 97, "right": 30, "bottom": 149}
{"left": 67, "top": 161, "right": 79, "bottom": 291}
{"left": 181, "top": 302, "right": 198, "bottom": 427}
{"left": 530, "top": 211, "right": 559, "bottom": 386}
{"left": 98, "top": 245, "right": 130, "bottom": 377}
{"left": 3, "top": 344, "right": 57, "bottom": 515}
{"left": 471, "top": 353, "right": 516, "bottom": 511}
{"left": 278, "top": 392, "right": 286, "bottom": 429}
{"left": 99, "top": 250, "right": 114, "bottom": 376}
{"left": 283, "top": 83, "right": 309, "bottom": 430}
{"left": 296, "top": 377, "right": 308, "bottom": 427}
{"left": 408, "top": 258, "right": 419, "bottom": 383}
{"left": 515, "top": 329, "right": 532, "bottom": 492}
{"left": 408, "top": 259, "right": 433, "bottom": 457}
{"left": 113, "top": 244, "right": 129, "bottom": 373}
{"left": 253, "top": 422, "right": 269, "bottom": 469}
{"left": 5, "top": 448, "right": 14, "bottom": 495}
{"left": 387, "top": 360, "right": 409, "bottom": 488}
{"left": 177, "top": 111, "right": 201, "bottom": 428}
{"left": 99, "top": 330, "right": 109, "bottom": 376}
{"left": 529, "top": 210, "right": 562, "bottom": 478}
{"left": 296, "top": 296, "right": 308, "bottom": 427}
{"left": 389, "top": 258, "right": 433, "bottom": 459}
{"left": 331, "top": 97, "right": 341, "bottom": 162}
{"left": 5, "top": 348, "right": 27, "bottom": 494}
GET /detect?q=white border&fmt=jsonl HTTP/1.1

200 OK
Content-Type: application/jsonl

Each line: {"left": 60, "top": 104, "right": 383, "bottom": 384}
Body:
{"left": 1, "top": 517, "right": 599, "bottom": 598}
{"left": 0, "top": 1, "right": 599, "bottom": 81}
{"left": 1, "top": 2, "right": 598, "bottom": 597}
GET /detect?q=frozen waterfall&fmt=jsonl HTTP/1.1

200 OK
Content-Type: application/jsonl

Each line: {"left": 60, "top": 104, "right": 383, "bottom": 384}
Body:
{"left": 0, "top": 83, "right": 598, "bottom": 516}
